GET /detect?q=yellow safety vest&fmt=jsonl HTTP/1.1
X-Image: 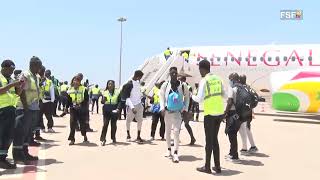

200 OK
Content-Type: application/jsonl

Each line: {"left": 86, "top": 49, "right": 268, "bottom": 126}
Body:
{"left": 68, "top": 86, "right": 85, "bottom": 105}
{"left": 91, "top": 87, "right": 100, "bottom": 95}
{"left": 17, "top": 70, "right": 40, "bottom": 107}
{"left": 153, "top": 87, "right": 160, "bottom": 104}
{"left": 164, "top": 49, "right": 172, "bottom": 56}
{"left": 182, "top": 52, "right": 189, "bottom": 60}
{"left": 60, "top": 84, "right": 69, "bottom": 92}
{"left": 204, "top": 74, "right": 224, "bottom": 116}
{"left": 103, "top": 89, "right": 119, "bottom": 105}
{"left": 0, "top": 73, "right": 16, "bottom": 108}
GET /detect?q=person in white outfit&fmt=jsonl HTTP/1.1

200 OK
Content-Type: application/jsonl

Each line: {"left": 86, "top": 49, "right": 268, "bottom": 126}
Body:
{"left": 238, "top": 75, "right": 258, "bottom": 154}
{"left": 160, "top": 67, "right": 189, "bottom": 163}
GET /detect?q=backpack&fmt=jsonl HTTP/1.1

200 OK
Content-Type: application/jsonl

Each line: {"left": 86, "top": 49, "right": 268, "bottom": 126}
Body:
{"left": 234, "top": 83, "right": 259, "bottom": 117}
{"left": 165, "top": 81, "right": 185, "bottom": 112}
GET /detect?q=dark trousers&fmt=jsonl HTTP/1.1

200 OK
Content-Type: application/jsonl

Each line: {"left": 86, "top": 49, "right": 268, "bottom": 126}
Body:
{"left": 192, "top": 102, "right": 200, "bottom": 121}
{"left": 118, "top": 101, "right": 127, "bottom": 119}
{"left": 91, "top": 98, "right": 99, "bottom": 114}
{"left": 0, "top": 106, "right": 16, "bottom": 158}
{"left": 226, "top": 111, "right": 241, "bottom": 159}
{"left": 204, "top": 115, "right": 222, "bottom": 168}
{"left": 68, "top": 107, "right": 87, "bottom": 141}
{"left": 13, "top": 109, "right": 39, "bottom": 148}
{"left": 100, "top": 109, "right": 118, "bottom": 141}
{"left": 150, "top": 112, "right": 165, "bottom": 138}
{"left": 58, "top": 96, "right": 62, "bottom": 110}
{"left": 53, "top": 100, "right": 58, "bottom": 115}
{"left": 183, "top": 116, "right": 195, "bottom": 140}
{"left": 39, "top": 102, "right": 54, "bottom": 129}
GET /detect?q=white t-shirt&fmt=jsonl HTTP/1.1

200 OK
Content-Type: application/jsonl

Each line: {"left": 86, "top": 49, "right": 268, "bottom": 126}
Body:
{"left": 227, "top": 86, "right": 237, "bottom": 110}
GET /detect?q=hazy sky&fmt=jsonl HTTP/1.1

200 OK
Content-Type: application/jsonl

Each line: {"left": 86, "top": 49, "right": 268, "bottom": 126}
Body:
{"left": 0, "top": 0, "right": 319, "bottom": 87}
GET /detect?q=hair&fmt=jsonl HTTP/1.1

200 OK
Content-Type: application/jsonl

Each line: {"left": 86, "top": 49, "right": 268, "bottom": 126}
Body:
{"left": 239, "top": 75, "right": 247, "bottom": 85}
{"left": 14, "top": 69, "right": 22, "bottom": 75}
{"left": 30, "top": 56, "right": 42, "bottom": 66}
{"left": 106, "top": 80, "right": 115, "bottom": 90}
{"left": 169, "top": 67, "right": 177, "bottom": 71}
{"left": 229, "top": 73, "right": 240, "bottom": 82}
{"left": 134, "top": 70, "right": 144, "bottom": 78}
{"left": 180, "top": 76, "right": 186, "bottom": 81}
{"left": 199, "top": 60, "right": 210, "bottom": 71}
{"left": 140, "top": 82, "right": 145, "bottom": 86}
{"left": 1, "top": 59, "right": 15, "bottom": 68}
{"left": 64, "top": 81, "right": 68, "bottom": 84}
{"left": 95, "top": 84, "right": 98, "bottom": 88}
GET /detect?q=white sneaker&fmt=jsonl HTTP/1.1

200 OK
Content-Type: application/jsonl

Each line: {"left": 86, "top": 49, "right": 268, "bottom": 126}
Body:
{"left": 173, "top": 154, "right": 179, "bottom": 163}
{"left": 41, "top": 129, "right": 46, "bottom": 133}
{"left": 149, "top": 137, "right": 155, "bottom": 141}
{"left": 165, "top": 150, "right": 172, "bottom": 158}
{"left": 47, "top": 129, "right": 55, "bottom": 133}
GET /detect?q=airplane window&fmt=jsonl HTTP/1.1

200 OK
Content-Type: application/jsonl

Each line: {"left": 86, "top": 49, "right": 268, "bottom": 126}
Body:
{"left": 284, "top": 56, "right": 288, "bottom": 61}
{"left": 204, "top": 57, "right": 208, "bottom": 60}
{"left": 276, "top": 56, "right": 280, "bottom": 61}
{"left": 210, "top": 58, "right": 214, "bottom": 61}
{"left": 217, "top": 57, "right": 221, "bottom": 61}
{"left": 292, "top": 56, "right": 296, "bottom": 61}
{"left": 300, "top": 57, "right": 304, "bottom": 61}
{"left": 245, "top": 57, "right": 249, "bottom": 62}
{"left": 231, "top": 57, "right": 234, "bottom": 61}
{"left": 224, "top": 57, "right": 228, "bottom": 61}
{"left": 260, "top": 57, "right": 264, "bottom": 61}
{"left": 253, "top": 57, "right": 257, "bottom": 61}
{"left": 268, "top": 57, "right": 272, "bottom": 61}
{"left": 238, "top": 57, "right": 242, "bottom": 61}
{"left": 308, "top": 56, "right": 312, "bottom": 61}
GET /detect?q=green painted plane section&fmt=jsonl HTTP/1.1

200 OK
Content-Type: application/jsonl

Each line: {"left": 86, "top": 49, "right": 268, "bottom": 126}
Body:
{"left": 272, "top": 92, "right": 300, "bottom": 112}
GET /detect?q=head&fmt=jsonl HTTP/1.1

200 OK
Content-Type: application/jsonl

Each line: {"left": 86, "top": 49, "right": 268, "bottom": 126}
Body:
{"left": 1, "top": 59, "right": 15, "bottom": 78}
{"left": 195, "top": 83, "right": 199, "bottom": 88}
{"left": 169, "top": 67, "right": 178, "bottom": 81}
{"left": 72, "top": 76, "right": 81, "bottom": 88}
{"left": 59, "top": 82, "right": 63, "bottom": 86}
{"left": 14, "top": 69, "right": 22, "bottom": 79}
{"left": 133, "top": 70, "right": 144, "bottom": 81}
{"left": 155, "top": 82, "right": 161, "bottom": 88}
{"left": 179, "top": 76, "right": 186, "bottom": 83}
{"left": 239, "top": 75, "right": 247, "bottom": 85}
{"left": 45, "top": 70, "right": 51, "bottom": 78}
{"left": 199, "top": 60, "right": 211, "bottom": 77}
{"left": 77, "top": 73, "right": 84, "bottom": 81}
{"left": 229, "top": 73, "right": 240, "bottom": 87}
{"left": 167, "top": 47, "right": 170, "bottom": 50}
{"left": 140, "top": 82, "right": 145, "bottom": 86}
{"left": 106, "top": 80, "right": 115, "bottom": 91}
{"left": 29, "top": 56, "right": 42, "bottom": 74}
{"left": 38, "top": 65, "right": 46, "bottom": 77}
{"left": 64, "top": 81, "right": 68, "bottom": 85}
{"left": 95, "top": 84, "right": 98, "bottom": 88}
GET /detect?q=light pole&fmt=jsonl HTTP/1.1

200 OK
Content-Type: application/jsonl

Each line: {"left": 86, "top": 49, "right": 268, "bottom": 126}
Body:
{"left": 117, "top": 17, "right": 127, "bottom": 87}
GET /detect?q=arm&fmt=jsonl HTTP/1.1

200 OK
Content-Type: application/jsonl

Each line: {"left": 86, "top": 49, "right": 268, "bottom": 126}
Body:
{"left": 50, "top": 83, "right": 55, "bottom": 102}
{"left": 192, "top": 79, "right": 205, "bottom": 103}
{"left": 182, "top": 83, "right": 190, "bottom": 112}
{"left": 159, "top": 82, "right": 167, "bottom": 111}
{"left": 224, "top": 87, "right": 234, "bottom": 115}
{"left": 0, "top": 81, "right": 20, "bottom": 94}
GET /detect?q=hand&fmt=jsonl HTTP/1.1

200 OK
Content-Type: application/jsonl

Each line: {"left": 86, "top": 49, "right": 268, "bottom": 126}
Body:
{"left": 12, "top": 81, "right": 22, "bottom": 87}
{"left": 161, "top": 109, "right": 165, "bottom": 117}
{"left": 132, "top": 108, "right": 137, "bottom": 114}
{"left": 181, "top": 110, "right": 187, "bottom": 117}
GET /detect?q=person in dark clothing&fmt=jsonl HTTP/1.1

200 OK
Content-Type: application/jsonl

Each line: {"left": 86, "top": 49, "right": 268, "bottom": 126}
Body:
{"left": 192, "top": 83, "right": 200, "bottom": 121}
{"left": 148, "top": 82, "right": 165, "bottom": 141}
{"left": 100, "top": 80, "right": 121, "bottom": 146}
{"left": 224, "top": 73, "right": 241, "bottom": 162}
{"left": 179, "top": 76, "right": 196, "bottom": 145}
{"left": 90, "top": 84, "right": 101, "bottom": 114}
{"left": 67, "top": 76, "right": 89, "bottom": 145}
{"left": 118, "top": 89, "right": 127, "bottom": 120}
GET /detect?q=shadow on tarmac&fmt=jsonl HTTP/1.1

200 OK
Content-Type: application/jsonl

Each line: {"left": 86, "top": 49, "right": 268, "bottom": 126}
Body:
{"left": 179, "top": 155, "right": 203, "bottom": 162}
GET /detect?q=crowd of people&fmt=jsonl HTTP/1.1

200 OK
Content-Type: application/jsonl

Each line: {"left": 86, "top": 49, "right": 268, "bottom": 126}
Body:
{"left": 0, "top": 57, "right": 259, "bottom": 175}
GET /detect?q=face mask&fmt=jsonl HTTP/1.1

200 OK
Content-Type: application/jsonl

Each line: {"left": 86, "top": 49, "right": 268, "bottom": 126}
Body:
{"left": 229, "top": 81, "right": 234, "bottom": 87}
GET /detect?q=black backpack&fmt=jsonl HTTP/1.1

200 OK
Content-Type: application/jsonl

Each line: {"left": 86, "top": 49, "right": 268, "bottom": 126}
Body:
{"left": 234, "top": 83, "right": 259, "bottom": 117}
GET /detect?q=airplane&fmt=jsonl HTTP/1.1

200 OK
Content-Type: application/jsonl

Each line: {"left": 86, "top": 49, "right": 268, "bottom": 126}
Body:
{"left": 138, "top": 44, "right": 320, "bottom": 113}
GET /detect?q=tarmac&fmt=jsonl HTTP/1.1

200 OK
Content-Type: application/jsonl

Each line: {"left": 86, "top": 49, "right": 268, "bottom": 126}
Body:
{"left": 0, "top": 103, "right": 319, "bottom": 180}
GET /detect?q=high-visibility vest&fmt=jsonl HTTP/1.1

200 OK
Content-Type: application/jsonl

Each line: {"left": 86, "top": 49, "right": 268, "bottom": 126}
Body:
{"left": 153, "top": 87, "right": 160, "bottom": 104}
{"left": 17, "top": 70, "right": 40, "bottom": 107}
{"left": 182, "top": 52, "right": 189, "bottom": 60}
{"left": 68, "top": 86, "right": 85, "bottom": 105}
{"left": 103, "top": 89, "right": 120, "bottom": 105}
{"left": 91, "top": 87, "right": 100, "bottom": 95}
{"left": 203, "top": 74, "right": 224, "bottom": 116}
{"left": 0, "top": 73, "right": 16, "bottom": 108}
{"left": 164, "top": 49, "right": 172, "bottom": 56}
{"left": 40, "top": 78, "right": 53, "bottom": 100}
{"left": 60, "top": 84, "right": 69, "bottom": 92}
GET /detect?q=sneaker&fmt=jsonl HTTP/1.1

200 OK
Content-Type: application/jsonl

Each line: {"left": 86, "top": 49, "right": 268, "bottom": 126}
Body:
{"left": 240, "top": 149, "right": 248, "bottom": 155}
{"left": 165, "top": 150, "right": 172, "bottom": 158}
{"left": 196, "top": 166, "right": 212, "bottom": 174}
{"left": 87, "top": 128, "right": 94, "bottom": 132}
{"left": 136, "top": 137, "right": 144, "bottom": 144}
{"left": 126, "top": 136, "right": 131, "bottom": 142}
{"left": 249, "top": 146, "right": 259, "bottom": 153}
{"left": 35, "top": 136, "right": 46, "bottom": 141}
{"left": 161, "top": 137, "right": 165, "bottom": 141}
{"left": 149, "top": 137, "right": 155, "bottom": 141}
{"left": 112, "top": 139, "right": 117, "bottom": 144}
{"left": 47, "top": 129, "right": 55, "bottom": 133}
{"left": 101, "top": 140, "right": 106, "bottom": 146}
{"left": 212, "top": 167, "right": 222, "bottom": 174}
{"left": 172, "top": 154, "right": 179, "bottom": 163}
{"left": 25, "top": 153, "right": 39, "bottom": 161}
{"left": 41, "top": 129, "right": 46, "bottom": 133}
{"left": 69, "top": 140, "right": 75, "bottom": 146}
{"left": 83, "top": 136, "right": 89, "bottom": 143}
{"left": 189, "top": 138, "right": 196, "bottom": 145}
{"left": 224, "top": 154, "right": 233, "bottom": 159}
{"left": 0, "top": 160, "right": 17, "bottom": 169}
